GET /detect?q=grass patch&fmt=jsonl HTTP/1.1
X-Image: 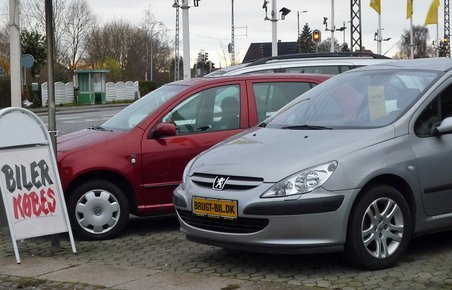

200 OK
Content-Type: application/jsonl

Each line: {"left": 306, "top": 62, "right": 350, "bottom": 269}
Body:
{"left": 15, "top": 277, "right": 46, "bottom": 288}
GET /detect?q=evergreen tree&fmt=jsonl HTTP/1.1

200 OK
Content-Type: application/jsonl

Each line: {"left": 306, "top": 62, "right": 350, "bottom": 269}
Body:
{"left": 438, "top": 40, "right": 450, "bottom": 57}
{"left": 20, "top": 30, "right": 46, "bottom": 79}
{"left": 298, "top": 23, "right": 315, "bottom": 53}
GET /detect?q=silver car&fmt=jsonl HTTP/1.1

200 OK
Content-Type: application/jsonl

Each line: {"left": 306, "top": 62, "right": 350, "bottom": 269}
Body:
{"left": 174, "top": 58, "right": 452, "bottom": 269}
{"left": 205, "top": 52, "right": 392, "bottom": 77}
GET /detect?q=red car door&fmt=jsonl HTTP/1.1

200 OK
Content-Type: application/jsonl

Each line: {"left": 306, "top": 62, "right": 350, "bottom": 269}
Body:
{"left": 139, "top": 81, "right": 248, "bottom": 212}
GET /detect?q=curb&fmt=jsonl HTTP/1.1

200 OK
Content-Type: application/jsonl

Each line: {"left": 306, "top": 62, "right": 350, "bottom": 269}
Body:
{"left": 30, "top": 103, "right": 129, "bottom": 116}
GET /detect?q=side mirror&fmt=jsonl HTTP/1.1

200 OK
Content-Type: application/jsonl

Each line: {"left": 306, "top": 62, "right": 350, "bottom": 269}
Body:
{"left": 154, "top": 122, "right": 176, "bottom": 138}
{"left": 433, "top": 117, "right": 452, "bottom": 136}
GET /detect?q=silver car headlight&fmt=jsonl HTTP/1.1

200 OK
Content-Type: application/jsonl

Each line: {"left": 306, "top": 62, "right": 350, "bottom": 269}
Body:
{"left": 261, "top": 161, "right": 338, "bottom": 198}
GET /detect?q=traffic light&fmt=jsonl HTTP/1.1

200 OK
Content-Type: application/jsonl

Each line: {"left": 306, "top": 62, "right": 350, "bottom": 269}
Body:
{"left": 228, "top": 43, "right": 232, "bottom": 53}
{"left": 312, "top": 29, "right": 321, "bottom": 44}
{"left": 204, "top": 52, "right": 209, "bottom": 62}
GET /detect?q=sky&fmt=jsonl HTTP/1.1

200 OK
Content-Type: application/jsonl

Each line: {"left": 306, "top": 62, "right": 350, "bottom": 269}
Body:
{"left": 5, "top": 0, "right": 444, "bottom": 68}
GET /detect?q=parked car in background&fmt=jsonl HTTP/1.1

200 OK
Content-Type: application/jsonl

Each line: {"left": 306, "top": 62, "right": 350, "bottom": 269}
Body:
{"left": 175, "top": 58, "right": 452, "bottom": 270}
{"left": 57, "top": 73, "right": 330, "bottom": 240}
{"left": 205, "top": 52, "right": 392, "bottom": 77}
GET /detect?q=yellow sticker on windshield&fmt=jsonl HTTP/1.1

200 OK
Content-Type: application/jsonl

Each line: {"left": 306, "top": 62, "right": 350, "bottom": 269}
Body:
{"left": 368, "top": 86, "right": 386, "bottom": 121}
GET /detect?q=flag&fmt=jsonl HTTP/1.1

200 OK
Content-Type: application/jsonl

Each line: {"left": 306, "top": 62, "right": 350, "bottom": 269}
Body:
{"left": 425, "top": 0, "right": 440, "bottom": 25}
{"left": 370, "top": 0, "right": 381, "bottom": 14}
{"left": 407, "top": 0, "right": 413, "bottom": 19}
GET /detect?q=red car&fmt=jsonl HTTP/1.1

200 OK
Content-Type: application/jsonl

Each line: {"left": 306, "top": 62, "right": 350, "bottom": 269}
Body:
{"left": 57, "top": 74, "right": 330, "bottom": 240}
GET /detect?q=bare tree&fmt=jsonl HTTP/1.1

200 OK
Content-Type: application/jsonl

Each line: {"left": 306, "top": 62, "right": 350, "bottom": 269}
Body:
{"left": 20, "top": 0, "right": 68, "bottom": 61}
{"left": 141, "top": 7, "right": 172, "bottom": 81}
{"left": 397, "top": 25, "right": 435, "bottom": 59}
{"left": 85, "top": 20, "right": 143, "bottom": 81}
{"left": 85, "top": 11, "right": 173, "bottom": 82}
{"left": 60, "top": 0, "right": 98, "bottom": 71}
{"left": 0, "top": 27, "right": 9, "bottom": 76}
{"left": 218, "top": 42, "right": 242, "bottom": 67}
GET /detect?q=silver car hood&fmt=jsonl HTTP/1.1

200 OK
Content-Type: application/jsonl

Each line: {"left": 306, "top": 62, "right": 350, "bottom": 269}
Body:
{"left": 190, "top": 127, "right": 396, "bottom": 182}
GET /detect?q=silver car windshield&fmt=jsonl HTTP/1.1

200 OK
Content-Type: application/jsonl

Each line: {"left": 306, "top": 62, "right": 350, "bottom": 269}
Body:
{"left": 266, "top": 69, "right": 439, "bottom": 129}
{"left": 102, "top": 84, "right": 187, "bottom": 131}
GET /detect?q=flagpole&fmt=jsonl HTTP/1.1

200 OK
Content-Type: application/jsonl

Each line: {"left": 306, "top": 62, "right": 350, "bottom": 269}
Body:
{"left": 410, "top": 16, "right": 414, "bottom": 59}
{"left": 436, "top": 23, "right": 439, "bottom": 57}
{"left": 377, "top": 13, "right": 382, "bottom": 55}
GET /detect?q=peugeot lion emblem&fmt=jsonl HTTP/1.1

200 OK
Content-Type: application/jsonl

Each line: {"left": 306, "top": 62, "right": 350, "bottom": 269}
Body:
{"left": 213, "top": 176, "right": 229, "bottom": 190}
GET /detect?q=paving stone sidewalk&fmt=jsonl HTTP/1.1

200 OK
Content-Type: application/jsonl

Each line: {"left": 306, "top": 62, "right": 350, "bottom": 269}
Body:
{"left": 1, "top": 215, "right": 452, "bottom": 289}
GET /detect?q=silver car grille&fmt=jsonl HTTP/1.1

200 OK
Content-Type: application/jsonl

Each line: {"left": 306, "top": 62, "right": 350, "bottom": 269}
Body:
{"left": 177, "top": 209, "right": 269, "bottom": 233}
{"left": 190, "top": 173, "right": 263, "bottom": 190}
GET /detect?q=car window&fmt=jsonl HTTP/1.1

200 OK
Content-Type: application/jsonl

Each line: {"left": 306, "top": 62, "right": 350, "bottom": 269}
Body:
{"left": 285, "top": 66, "right": 345, "bottom": 75}
{"left": 162, "top": 84, "right": 241, "bottom": 134}
{"left": 266, "top": 70, "right": 438, "bottom": 129}
{"left": 415, "top": 84, "right": 452, "bottom": 137}
{"left": 253, "top": 82, "right": 315, "bottom": 123}
{"left": 102, "top": 84, "right": 186, "bottom": 131}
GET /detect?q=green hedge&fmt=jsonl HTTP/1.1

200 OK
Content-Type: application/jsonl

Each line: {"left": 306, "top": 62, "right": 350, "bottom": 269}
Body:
{"left": 138, "top": 81, "right": 157, "bottom": 97}
{"left": 0, "top": 78, "right": 11, "bottom": 108}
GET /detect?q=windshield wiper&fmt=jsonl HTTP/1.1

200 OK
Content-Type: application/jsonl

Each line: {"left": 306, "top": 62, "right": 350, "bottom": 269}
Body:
{"left": 89, "top": 125, "right": 107, "bottom": 131}
{"left": 282, "top": 124, "right": 333, "bottom": 130}
{"left": 258, "top": 122, "right": 267, "bottom": 128}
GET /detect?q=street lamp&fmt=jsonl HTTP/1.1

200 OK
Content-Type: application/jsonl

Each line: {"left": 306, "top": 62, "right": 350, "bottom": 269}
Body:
{"left": 146, "top": 21, "right": 163, "bottom": 82}
{"left": 172, "top": 0, "right": 200, "bottom": 80}
{"left": 297, "top": 10, "right": 307, "bottom": 37}
{"left": 322, "top": 0, "right": 336, "bottom": 52}
{"left": 374, "top": 29, "right": 391, "bottom": 54}
{"left": 262, "top": 0, "right": 290, "bottom": 56}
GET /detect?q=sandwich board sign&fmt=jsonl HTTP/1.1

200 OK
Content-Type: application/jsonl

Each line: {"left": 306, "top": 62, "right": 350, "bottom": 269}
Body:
{"left": 0, "top": 107, "right": 76, "bottom": 263}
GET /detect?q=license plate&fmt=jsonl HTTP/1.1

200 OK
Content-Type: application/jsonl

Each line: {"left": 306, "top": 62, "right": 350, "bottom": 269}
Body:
{"left": 192, "top": 196, "right": 237, "bottom": 219}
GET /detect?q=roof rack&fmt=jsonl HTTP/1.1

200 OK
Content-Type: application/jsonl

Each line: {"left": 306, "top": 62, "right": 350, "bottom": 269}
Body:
{"left": 246, "top": 52, "right": 391, "bottom": 66}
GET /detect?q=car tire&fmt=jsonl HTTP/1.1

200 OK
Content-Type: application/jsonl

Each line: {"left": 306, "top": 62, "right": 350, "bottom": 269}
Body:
{"left": 67, "top": 180, "right": 129, "bottom": 240}
{"left": 344, "top": 185, "right": 412, "bottom": 270}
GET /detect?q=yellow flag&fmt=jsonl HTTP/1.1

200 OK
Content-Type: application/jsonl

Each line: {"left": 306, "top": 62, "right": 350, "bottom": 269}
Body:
{"left": 370, "top": 0, "right": 381, "bottom": 14}
{"left": 407, "top": 0, "right": 413, "bottom": 19}
{"left": 425, "top": 0, "right": 440, "bottom": 25}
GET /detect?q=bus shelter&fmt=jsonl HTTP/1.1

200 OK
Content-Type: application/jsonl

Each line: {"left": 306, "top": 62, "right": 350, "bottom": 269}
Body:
{"left": 74, "top": 70, "right": 109, "bottom": 105}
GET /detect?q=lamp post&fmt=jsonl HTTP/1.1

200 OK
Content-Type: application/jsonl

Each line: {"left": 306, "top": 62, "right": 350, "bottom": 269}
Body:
{"left": 374, "top": 29, "right": 391, "bottom": 54}
{"left": 181, "top": 0, "right": 191, "bottom": 79}
{"left": 231, "top": 0, "right": 235, "bottom": 65}
{"left": 172, "top": 0, "right": 200, "bottom": 79}
{"left": 341, "top": 21, "right": 351, "bottom": 46}
{"left": 330, "top": 0, "right": 335, "bottom": 52}
{"left": 322, "top": 1, "right": 340, "bottom": 52}
{"left": 147, "top": 22, "right": 163, "bottom": 82}
{"left": 262, "top": 0, "right": 290, "bottom": 56}
{"left": 297, "top": 10, "right": 307, "bottom": 37}
{"left": 9, "top": 0, "right": 21, "bottom": 107}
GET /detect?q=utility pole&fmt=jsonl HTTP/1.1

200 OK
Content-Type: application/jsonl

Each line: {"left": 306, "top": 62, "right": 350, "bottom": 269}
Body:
{"left": 181, "top": 0, "right": 191, "bottom": 79}
{"left": 350, "top": 0, "right": 363, "bottom": 52}
{"left": 231, "top": 0, "right": 235, "bottom": 65}
{"left": 174, "top": 3, "right": 180, "bottom": 80}
{"left": 445, "top": 0, "right": 451, "bottom": 56}
{"left": 9, "top": 0, "right": 21, "bottom": 107}
{"left": 271, "top": 0, "right": 278, "bottom": 56}
{"left": 45, "top": 0, "right": 60, "bottom": 249}
{"left": 330, "top": 0, "right": 335, "bottom": 52}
